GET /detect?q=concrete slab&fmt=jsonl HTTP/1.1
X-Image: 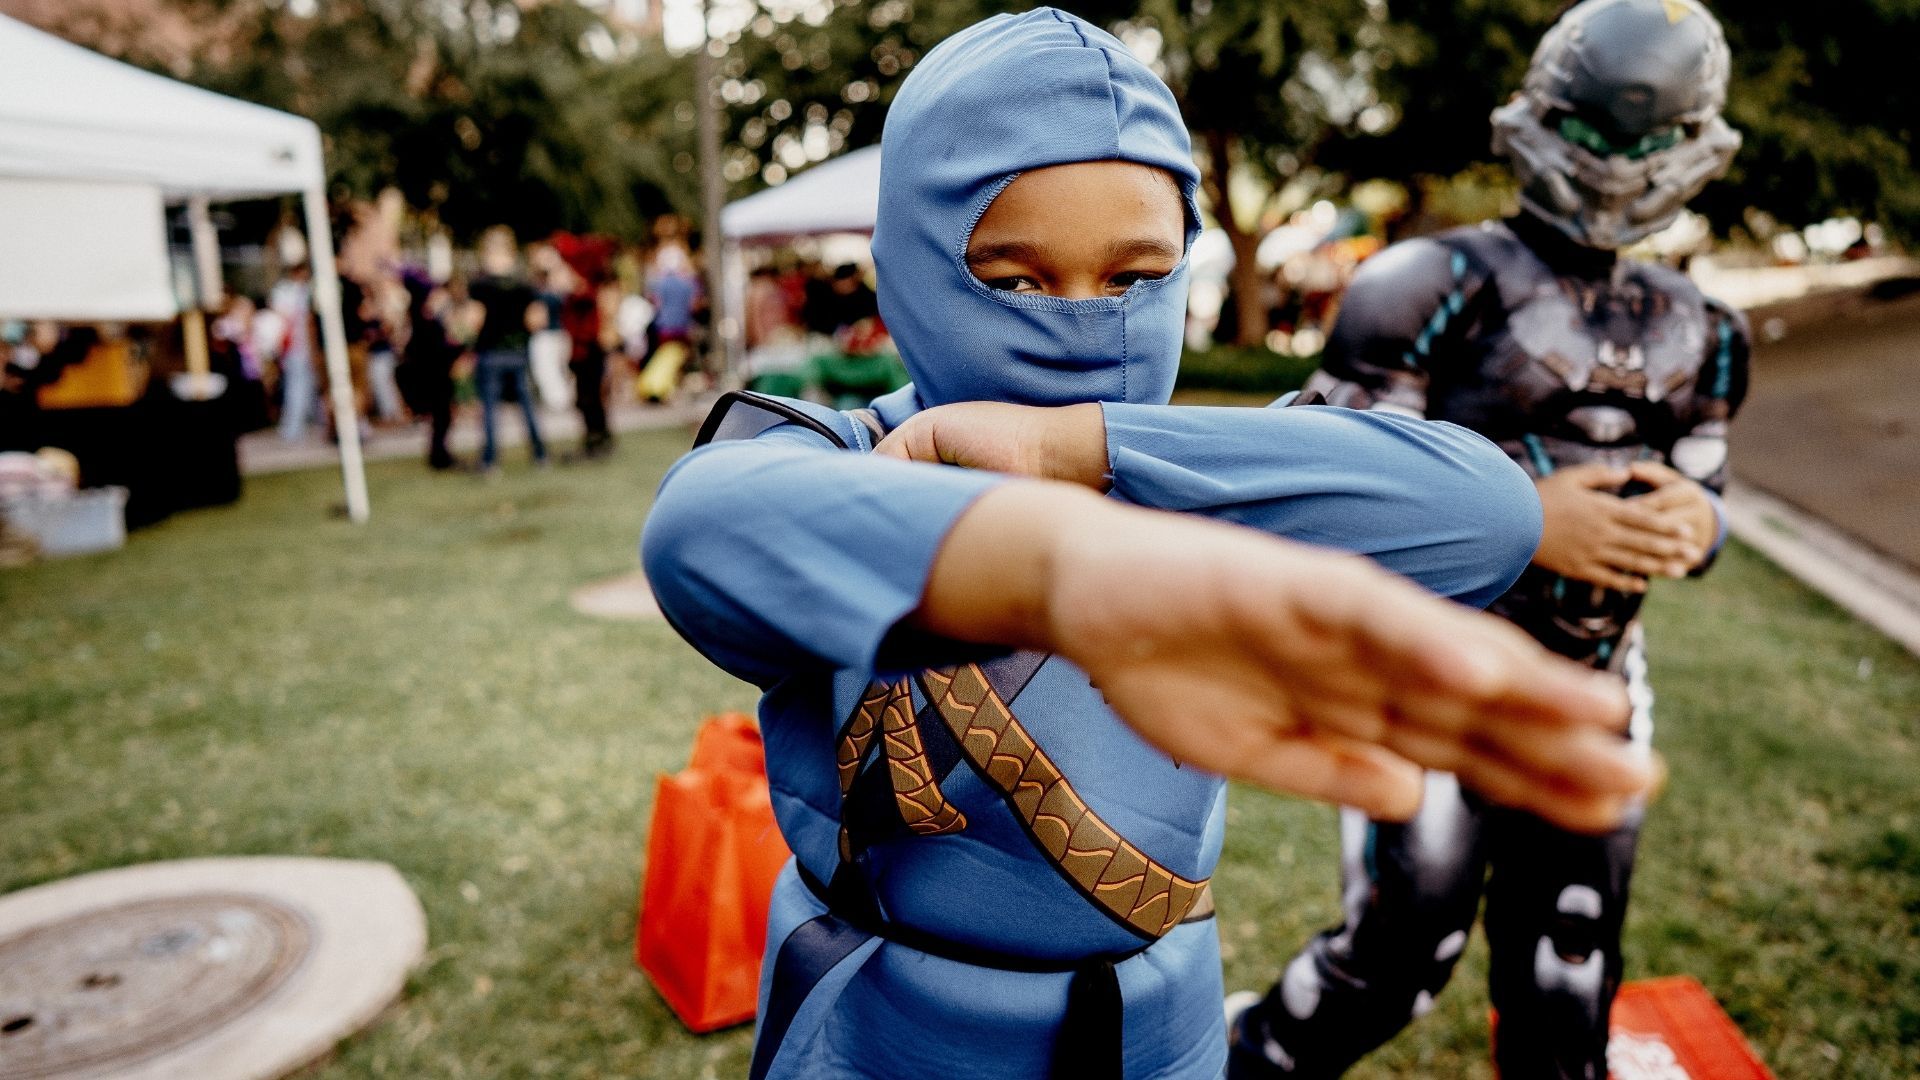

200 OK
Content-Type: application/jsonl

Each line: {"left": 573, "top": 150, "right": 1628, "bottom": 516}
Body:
{"left": 0, "top": 858, "right": 425, "bottom": 1080}
{"left": 570, "top": 570, "right": 662, "bottom": 621}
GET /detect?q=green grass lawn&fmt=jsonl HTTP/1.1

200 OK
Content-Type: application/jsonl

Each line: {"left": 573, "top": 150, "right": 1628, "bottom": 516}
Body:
{"left": 4, "top": 431, "right": 1916, "bottom": 1078}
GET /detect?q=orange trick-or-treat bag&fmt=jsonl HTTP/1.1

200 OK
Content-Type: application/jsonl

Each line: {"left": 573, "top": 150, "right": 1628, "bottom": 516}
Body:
{"left": 1494, "top": 975, "right": 1774, "bottom": 1079}
{"left": 637, "top": 713, "right": 793, "bottom": 1032}
{"left": 1604, "top": 976, "right": 1774, "bottom": 1080}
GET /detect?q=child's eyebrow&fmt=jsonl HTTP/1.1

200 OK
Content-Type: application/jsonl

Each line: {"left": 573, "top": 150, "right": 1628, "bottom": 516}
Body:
{"left": 965, "top": 237, "right": 1183, "bottom": 268}
{"left": 1105, "top": 237, "right": 1183, "bottom": 263}
{"left": 964, "top": 240, "right": 1044, "bottom": 267}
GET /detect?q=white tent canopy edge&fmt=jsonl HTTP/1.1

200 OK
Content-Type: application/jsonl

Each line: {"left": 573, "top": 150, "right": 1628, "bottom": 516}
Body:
{"left": 715, "top": 145, "right": 882, "bottom": 377}
{"left": 0, "top": 14, "right": 368, "bottom": 523}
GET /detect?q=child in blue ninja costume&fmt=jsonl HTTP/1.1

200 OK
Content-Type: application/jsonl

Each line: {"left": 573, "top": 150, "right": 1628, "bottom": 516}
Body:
{"left": 642, "top": 9, "right": 1655, "bottom": 1078}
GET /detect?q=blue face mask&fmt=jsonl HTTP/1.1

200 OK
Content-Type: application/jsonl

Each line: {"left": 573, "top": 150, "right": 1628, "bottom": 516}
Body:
{"left": 872, "top": 8, "right": 1201, "bottom": 410}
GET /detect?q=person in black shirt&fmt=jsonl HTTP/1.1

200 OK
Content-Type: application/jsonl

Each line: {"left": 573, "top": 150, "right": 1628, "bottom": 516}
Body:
{"left": 399, "top": 272, "right": 461, "bottom": 470}
{"left": 466, "top": 227, "right": 549, "bottom": 472}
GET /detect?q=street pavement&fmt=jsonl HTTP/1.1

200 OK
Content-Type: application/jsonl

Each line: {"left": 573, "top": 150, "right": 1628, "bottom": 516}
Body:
{"left": 1732, "top": 289, "right": 1920, "bottom": 572}
{"left": 238, "top": 397, "right": 705, "bottom": 476}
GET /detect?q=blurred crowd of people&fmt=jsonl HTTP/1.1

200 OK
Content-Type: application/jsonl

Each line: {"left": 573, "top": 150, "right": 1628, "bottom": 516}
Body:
{"left": 738, "top": 257, "right": 901, "bottom": 409}
{"left": 2, "top": 211, "right": 921, "bottom": 498}
{"left": 203, "top": 219, "right": 715, "bottom": 474}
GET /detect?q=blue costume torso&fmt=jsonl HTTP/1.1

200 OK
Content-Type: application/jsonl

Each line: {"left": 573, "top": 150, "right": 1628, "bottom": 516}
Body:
{"left": 645, "top": 389, "right": 1541, "bottom": 1078}
{"left": 640, "top": 10, "right": 1544, "bottom": 1078}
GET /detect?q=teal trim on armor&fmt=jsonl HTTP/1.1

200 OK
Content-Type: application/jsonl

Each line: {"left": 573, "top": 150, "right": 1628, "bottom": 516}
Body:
{"left": 1413, "top": 304, "right": 1449, "bottom": 356}
{"left": 1402, "top": 253, "right": 1470, "bottom": 368}
{"left": 1712, "top": 319, "right": 1734, "bottom": 399}
{"left": 1522, "top": 433, "right": 1555, "bottom": 477}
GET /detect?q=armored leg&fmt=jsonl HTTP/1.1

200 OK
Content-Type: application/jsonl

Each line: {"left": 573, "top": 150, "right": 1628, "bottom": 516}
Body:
{"left": 1229, "top": 774, "right": 1489, "bottom": 1078}
{"left": 1484, "top": 635, "right": 1652, "bottom": 1080}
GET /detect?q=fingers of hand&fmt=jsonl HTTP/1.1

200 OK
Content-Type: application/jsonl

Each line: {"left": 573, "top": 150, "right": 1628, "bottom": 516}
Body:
{"left": 1472, "top": 758, "right": 1640, "bottom": 834}
{"left": 1236, "top": 733, "right": 1424, "bottom": 822}
{"left": 1559, "top": 462, "right": 1631, "bottom": 490}
{"left": 1479, "top": 712, "right": 1653, "bottom": 794}
{"left": 1296, "top": 569, "right": 1528, "bottom": 708}
{"left": 1609, "top": 497, "right": 1691, "bottom": 539}
{"left": 1376, "top": 725, "right": 1630, "bottom": 832}
{"left": 1628, "top": 460, "right": 1686, "bottom": 488}
{"left": 1601, "top": 545, "right": 1691, "bottom": 580}
{"left": 872, "top": 420, "right": 928, "bottom": 462}
{"left": 1423, "top": 634, "right": 1629, "bottom": 734}
{"left": 1609, "top": 526, "right": 1701, "bottom": 567}
{"left": 1603, "top": 568, "right": 1651, "bottom": 593}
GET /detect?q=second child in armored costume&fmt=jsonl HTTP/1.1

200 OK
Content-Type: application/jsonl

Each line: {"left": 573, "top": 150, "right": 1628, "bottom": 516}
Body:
{"left": 1228, "top": 1, "right": 1750, "bottom": 1077}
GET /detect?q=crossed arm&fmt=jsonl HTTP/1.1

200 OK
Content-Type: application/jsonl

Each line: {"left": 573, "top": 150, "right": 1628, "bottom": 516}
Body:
{"left": 644, "top": 403, "right": 1657, "bottom": 834}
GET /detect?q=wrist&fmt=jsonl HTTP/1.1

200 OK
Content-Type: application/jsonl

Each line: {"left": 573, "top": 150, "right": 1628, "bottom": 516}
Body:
{"left": 917, "top": 481, "right": 1104, "bottom": 650}
{"left": 1689, "top": 488, "right": 1724, "bottom": 568}
{"left": 1041, "top": 403, "right": 1112, "bottom": 490}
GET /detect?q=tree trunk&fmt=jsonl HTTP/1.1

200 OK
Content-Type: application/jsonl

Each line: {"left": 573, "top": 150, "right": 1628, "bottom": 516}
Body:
{"left": 1226, "top": 232, "right": 1267, "bottom": 349}
{"left": 1201, "top": 128, "right": 1271, "bottom": 349}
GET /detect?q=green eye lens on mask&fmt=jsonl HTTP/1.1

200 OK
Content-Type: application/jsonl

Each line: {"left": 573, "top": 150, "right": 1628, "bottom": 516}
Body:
{"left": 1557, "top": 115, "right": 1685, "bottom": 160}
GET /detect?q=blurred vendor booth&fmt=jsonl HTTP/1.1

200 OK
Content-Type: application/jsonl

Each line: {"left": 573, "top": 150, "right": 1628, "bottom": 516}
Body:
{"left": 0, "top": 14, "right": 368, "bottom": 548}
{"left": 718, "top": 145, "right": 907, "bottom": 408}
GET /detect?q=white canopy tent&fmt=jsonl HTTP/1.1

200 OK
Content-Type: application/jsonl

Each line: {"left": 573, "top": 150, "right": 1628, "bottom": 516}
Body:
{"left": 714, "top": 145, "right": 882, "bottom": 374}
{"left": 0, "top": 14, "right": 369, "bottom": 522}
{"left": 719, "top": 144, "right": 882, "bottom": 244}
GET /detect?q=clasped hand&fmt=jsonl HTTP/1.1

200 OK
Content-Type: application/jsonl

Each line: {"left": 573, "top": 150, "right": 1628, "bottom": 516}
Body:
{"left": 1534, "top": 462, "right": 1716, "bottom": 592}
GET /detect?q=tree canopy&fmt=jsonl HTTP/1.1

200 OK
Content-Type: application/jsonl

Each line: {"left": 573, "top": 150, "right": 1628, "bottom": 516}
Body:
{"left": 152, "top": 0, "right": 698, "bottom": 240}
{"left": 1321, "top": 0, "right": 1920, "bottom": 244}
{"left": 24, "top": 0, "right": 1916, "bottom": 251}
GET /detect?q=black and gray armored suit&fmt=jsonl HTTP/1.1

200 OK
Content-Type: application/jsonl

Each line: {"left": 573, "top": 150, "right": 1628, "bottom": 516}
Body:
{"left": 1228, "top": 211, "right": 1748, "bottom": 1080}
{"left": 1310, "top": 212, "right": 1748, "bottom": 668}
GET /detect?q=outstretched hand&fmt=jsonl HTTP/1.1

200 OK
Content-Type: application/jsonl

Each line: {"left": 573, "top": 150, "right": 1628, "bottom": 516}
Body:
{"left": 919, "top": 484, "right": 1657, "bottom": 834}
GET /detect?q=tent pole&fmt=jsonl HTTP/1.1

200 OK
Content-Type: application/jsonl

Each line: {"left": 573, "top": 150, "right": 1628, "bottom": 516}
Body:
{"left": 186, "top": 197, "right": 224, "bottom": 311}
{"left": 302, "top": 185, "right": 370, "bottom": 524}
{"left": 183, "top": 197, "right": 220, "bottom": 382}
{"left": 694, "top": 0, "right": 732, "bottom": 382}
{"left": 720, "top": 239, "right": 745, "bottom": 389}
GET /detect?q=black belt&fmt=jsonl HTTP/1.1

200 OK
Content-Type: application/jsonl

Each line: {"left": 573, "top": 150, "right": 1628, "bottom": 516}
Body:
{"left": 747, "top": 865, "right": 1156, "bottom": 1080}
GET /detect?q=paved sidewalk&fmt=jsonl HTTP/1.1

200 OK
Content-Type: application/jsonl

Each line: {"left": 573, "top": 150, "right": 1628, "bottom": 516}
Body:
{"left": 1729, "top": 291, "right": 1920, "bottom": 574}
{"left": 1709, "top": 261, "right": 1920, "bottom": 658}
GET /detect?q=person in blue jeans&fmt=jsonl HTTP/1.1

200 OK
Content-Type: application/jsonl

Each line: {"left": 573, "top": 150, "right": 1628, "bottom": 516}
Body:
{"left": 466, "top": 227, "right": 549, "bottom": 472}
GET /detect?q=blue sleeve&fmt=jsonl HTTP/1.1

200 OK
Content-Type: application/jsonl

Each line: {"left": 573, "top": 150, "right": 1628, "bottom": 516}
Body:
{"left": 1101, "top": 403, "right": 1541, "bottom": 609}
{"left": 641, "top": 425, "right": 1004, "bottom": 687}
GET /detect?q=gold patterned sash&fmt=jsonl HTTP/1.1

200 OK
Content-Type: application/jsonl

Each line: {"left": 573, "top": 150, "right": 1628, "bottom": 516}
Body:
{"left": 833, "top": 661, "right": 1212, "bottom": 939}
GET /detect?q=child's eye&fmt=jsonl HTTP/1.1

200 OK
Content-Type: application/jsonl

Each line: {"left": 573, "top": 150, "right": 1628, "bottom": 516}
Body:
{"left": 1106, "top": 269, "right": 1168, "bottom": 295}
{"left": 984, "top": 276, "right": 1042, "bottom": 294}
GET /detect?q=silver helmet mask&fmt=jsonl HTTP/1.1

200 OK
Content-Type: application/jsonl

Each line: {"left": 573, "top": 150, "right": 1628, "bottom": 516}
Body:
{"left": 1492, "top": 0, "right": 1741, "bottom": 250}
